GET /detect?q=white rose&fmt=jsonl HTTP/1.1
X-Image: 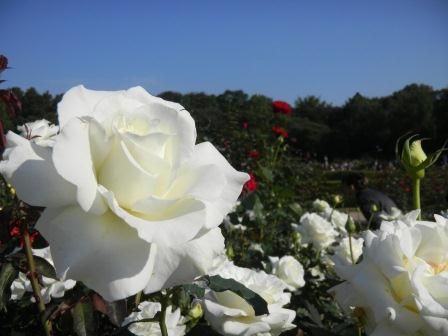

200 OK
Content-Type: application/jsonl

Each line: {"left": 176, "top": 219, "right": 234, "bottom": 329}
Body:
{"left": 295, "top": 213, "right": 338, "bottom": 250}
{"left": 331, "top": 211, "right": 448, "bottom": 335}
{"left": 0, "top": 86, "right": 248, "bottom": 301}
{"left": 378, "top": 207, "right": 403, "bottom": 222}
{"left": 17, "top": 119, "right": 59, "bottom": 147}
{"left": 312, "top": 199, "right": 331, "bottom": 212}
{"left": 122, "top": 301, "right": 185, "bottom": 336}
{"left": 203, "top": 261, "right": 296, "bottom": 336}
{"left": 269, "top": 256, "right": 305, "bottom": 291}
{"left": 331, "top": 236, "right": 364, "bottom": 267}
{"left": 10, "top": 247, "right": 76, "bottom": 304}
{"left": 321, "top": 208, "right": 348, "bottom": 233}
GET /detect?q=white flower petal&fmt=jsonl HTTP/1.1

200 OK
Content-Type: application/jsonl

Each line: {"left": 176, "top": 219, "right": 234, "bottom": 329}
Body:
{"left": 36, "top": 206, "right": 157, "bottom": 301}
{"left": 0, "top": 132, "right": 76, "bottom": 207}
{"left": 58, "top": 85, "right": 121, "bottom": 127}
{"left": 53, "top": 118, "right": 106, "bottom": 214}
{"left": 186, "top": 142, "right": 249, "bottom": 228}
{"left": 144, "top": 228, "right": 225, "bottom": 294}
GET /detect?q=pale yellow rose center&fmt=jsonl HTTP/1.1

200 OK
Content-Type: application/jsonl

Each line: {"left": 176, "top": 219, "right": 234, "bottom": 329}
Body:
{"left": 428, "top": 261, "right": 448, "bottom": 275}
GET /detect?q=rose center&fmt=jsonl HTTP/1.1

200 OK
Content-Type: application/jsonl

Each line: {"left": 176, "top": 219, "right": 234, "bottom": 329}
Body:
{"left": 429, "top": 261, "right": 448, "bottom": 274}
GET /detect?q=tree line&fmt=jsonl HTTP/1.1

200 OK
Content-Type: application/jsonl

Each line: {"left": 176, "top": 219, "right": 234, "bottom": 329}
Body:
{"left": 0, "top": 83, "right": 446, "bottom": 160}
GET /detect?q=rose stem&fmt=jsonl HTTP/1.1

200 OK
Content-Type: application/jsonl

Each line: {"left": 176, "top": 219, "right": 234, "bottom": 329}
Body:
{"left": 348, "top": 233, "right": 355, "bottom": 265}
{"left": 159, "top": 291, "right": 169, "bottom": 336}
{"left": 412, "top": 178, "right": 421, "bottom": 219}
{"left": 22, "top": 227, "right": 53, "bottom": 336}
{"left": 134, "top": 290, "right": 142, "bottom": 308}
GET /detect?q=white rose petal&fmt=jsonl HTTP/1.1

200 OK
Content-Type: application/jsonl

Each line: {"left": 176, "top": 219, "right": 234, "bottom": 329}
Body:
{"left": 1, "top": 86, "right": 249, "bottom": 301}
{"left": 203, "top": 261, "right": 296, "bottom": 336}
{"left": 331, "top": 211, "right": 448, "bottom": 335}
{"left": 122, "top": 301, "right": 186, "bottom": 336}
{"left": 269, "top": 256, "right": 305, "bottom": 291}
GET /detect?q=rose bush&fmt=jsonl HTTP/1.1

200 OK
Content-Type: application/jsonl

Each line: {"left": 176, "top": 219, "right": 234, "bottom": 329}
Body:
{"left": 0, "top": 85, "right": 249, "bottom": 301}
{"left": 331, "top": 211, "right": 448, "bottom": 335}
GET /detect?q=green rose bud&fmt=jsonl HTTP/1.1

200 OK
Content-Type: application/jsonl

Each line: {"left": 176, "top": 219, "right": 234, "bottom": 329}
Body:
{"left": 345, "top": 216, "right": 357, "bottom": 234}
{"left": 188, "top": 302, "right": 203, "bottom": 320}
{"left": 333, "top": 195, "right": 343, "bottom": 206}
{"left": 396, "top": 134, "right": 447, "bottom": 180}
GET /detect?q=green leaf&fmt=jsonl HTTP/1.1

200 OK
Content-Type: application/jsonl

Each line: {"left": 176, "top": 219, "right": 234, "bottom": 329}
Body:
{"left": 204, "top": 275, "right": 269, "bottom": 316}
{"left": 72, "top": 300, "right": 96, "bottom": 336}
{"left": 259, "top": 166, "right": 273, "bottom": 182}
{"left": 289, "top": 202, "right": 303, "bottom": 216}
{"left": 33, "top": 256, "right": 57, "bottom": 280}
{"left": 253, "top": 196, "right": 264, "bottom": 219}
{"left": 0, "top": 262, "right": 18, "bottom": 311}
{"left": 182, "top": 283, "right": 206, "bottom": 298}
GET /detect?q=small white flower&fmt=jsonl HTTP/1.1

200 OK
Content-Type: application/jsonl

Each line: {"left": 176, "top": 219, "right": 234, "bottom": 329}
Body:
{"left": 331, "top": 236, "right": 364, "bottom": 267}
{"left": 312, "top": 199, "right": 331, "bottom": 212}
{"left": 321, "top": 208, "right": 348, "bottom": 233}
{"left": 122, "top": 301, "right": 186, "bottom": 336}
{"left": 10, "top": 247, "right": 76, "bottom": 304}
{"left": 17, "top": 119, "right": 59, "bottom": 147}
{"left": 223, "top": 215, "right": 247, "bottom": 231}
{"left": 309, "top": 266, "right": 325, "bottom": 281}
{"left": 295, "top": 213, "right": 338, "bottom": 250}
{"left": 246, "top": 209, "right": 256, "bottom": 221}
{"left": 249, "top": 243, "right": 265, "bottom": 255}
{"left": 203, "top": 261, "right": 296, "bottom": 336}
{"left": 269, "top": 256, "right": 305, "bottom": 291}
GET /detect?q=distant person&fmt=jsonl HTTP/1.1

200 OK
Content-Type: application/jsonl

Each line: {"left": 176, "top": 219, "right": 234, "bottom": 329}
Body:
{"left": 343, "top": 173, "right": 400, "bottom": 230}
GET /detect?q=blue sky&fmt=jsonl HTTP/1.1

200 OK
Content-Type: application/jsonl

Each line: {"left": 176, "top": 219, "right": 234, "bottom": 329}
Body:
{"left": 1, "top": 0, "right": 447, "bottom": 105}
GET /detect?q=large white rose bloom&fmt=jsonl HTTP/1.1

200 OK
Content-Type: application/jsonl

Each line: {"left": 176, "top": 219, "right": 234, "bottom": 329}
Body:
{"left": 203, "top": 261, "right": 296, "bottom": 336}
{"left": 268, "top": 256, "right": 305, "bottom": 291}
{"left": 293, "top": 212, "right": 338, "bottom": 250}
{"left": 0, "top": 86, "right": 248, "bottom": 301}
{"left": 10, "top": 247, "right": 76, "bottom": 304}
{"left": 122, "top": 301, "right": 185, "bottom": 336}
{"left": 331, "top": 211, "right": 448, "bottom": 335}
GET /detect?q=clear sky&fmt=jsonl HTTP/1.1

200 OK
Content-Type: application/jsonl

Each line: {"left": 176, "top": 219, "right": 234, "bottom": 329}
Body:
{"left": 1, "top": 0, "right": 447, "bottom": 105}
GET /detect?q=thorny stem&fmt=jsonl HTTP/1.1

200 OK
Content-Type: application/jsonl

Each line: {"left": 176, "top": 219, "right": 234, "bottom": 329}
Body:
{"left": 22, "top": 227, "right": 52, "bottom": 336}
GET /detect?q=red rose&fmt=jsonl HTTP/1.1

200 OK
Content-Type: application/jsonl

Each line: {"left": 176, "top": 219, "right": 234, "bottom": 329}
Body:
{"left": 0, "top": 89, "right": 22, "bottom": 118}
{"left": 244, "top": 173, "right": 257, "bottom": 192}
{"left": 272, "top": 100, "right": 293, "bottom": 115}
{"left": 272, "top": 125, "right": 288, "bottom": 138}
{"left": 0, "top": 55, "right": 7, "bottom": 72}
{"left": 243, "top": 121, "right": 249, "bottom": 129}
{"left": 248, "top": 149, "right": 259, "bottom": 159}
